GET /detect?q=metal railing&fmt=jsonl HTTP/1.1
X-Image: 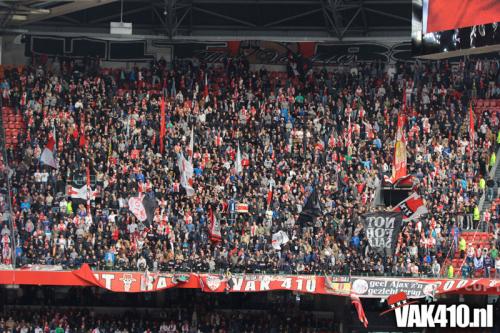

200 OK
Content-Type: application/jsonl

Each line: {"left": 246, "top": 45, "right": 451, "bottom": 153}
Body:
{"left": 478, "top": 146, "right": 500, "bottom": 214}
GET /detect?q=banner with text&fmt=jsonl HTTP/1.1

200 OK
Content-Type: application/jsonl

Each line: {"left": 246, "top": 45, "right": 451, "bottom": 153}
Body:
{"left": 361, "top": 212, "right": 403, "bottom": 255}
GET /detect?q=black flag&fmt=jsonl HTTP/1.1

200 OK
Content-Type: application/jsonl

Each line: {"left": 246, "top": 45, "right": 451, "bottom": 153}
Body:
{"left": 297, "top": 189, "right": 322, "bottom": 227}
{"left": 142, "top": 192, "right": 158, "bottom": 226}
{"left": 361, "top": 212, "right": 403, "bottom": 255}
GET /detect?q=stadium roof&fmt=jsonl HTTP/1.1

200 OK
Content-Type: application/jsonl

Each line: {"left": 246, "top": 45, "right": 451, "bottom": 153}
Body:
{"left": 0, "top": 0, "right": 411, "bottom": 41}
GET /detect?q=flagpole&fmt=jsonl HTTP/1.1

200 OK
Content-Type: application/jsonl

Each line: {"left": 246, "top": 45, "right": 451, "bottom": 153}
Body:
{"left": 469, "top": 101, "right": 474, "bottom": 159}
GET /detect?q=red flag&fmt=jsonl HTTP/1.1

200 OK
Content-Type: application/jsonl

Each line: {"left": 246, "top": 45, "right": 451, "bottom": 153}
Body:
{"left": 46, "top": 133, "right": 55, "bottom": 151}
{"left": 79, "top": 127, "right": 86, "bottom": 148}
{"left": 235, "top": 203, "right": 249, "bottom": 213}
{"left": 351, "top": 295, "right": 369, "bottom": 328}
{"left": 79, "top": 115, "right": 86, "bottom": 148}
{"left": 393, "top": 192, "right": 428, "bottom": 221}
{"left": 425, "top": 0, "right": 500, "bottom": 33}
{"left": 266, "top": 183, "right": 273, "bottom": 208}
{"left": 469, "top": 103, "right": 474, "bottom": 155}
{"left": 160, "top": 97, "right": 166, "bottom": 154}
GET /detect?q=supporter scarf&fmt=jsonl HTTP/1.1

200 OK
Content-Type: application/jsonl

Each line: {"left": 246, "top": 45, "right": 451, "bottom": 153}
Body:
{"left": 208, "top": 205, "right": 221, "bottom": 243}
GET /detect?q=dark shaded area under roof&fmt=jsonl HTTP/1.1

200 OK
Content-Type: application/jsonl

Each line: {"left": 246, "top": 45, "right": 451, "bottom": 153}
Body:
{"left": 0, "top": 0, "right": 411, "bottom": 41}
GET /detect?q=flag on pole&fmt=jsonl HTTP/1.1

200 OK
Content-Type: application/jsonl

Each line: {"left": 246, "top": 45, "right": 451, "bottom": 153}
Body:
{"left": 67, "top": 185, "right": 97, "bottom": 201}
{"left": 235, "top": 203, "right": 249, "bottom": 213}
{"left": 79, "top": 115, "right": 86, "bottom": 148}
{"left": 40, "top": 133, "right": 58, "bottom": 168}
{"left": 347, "top": 111, "right": 352, "bottom": 149}
{"left": 128, "top": 194, "right": 147, "bottom": 222}
{"left": 266, "top": 183, "right": 273, "bottom": 208}
{"left": 392, "top": 192, "right": 428, "bottom": 221}
{"left": 469, "top": 103, "right": 474, "bottom": 155}
{"left": 203, "top": 72, "right": 209, "bottom": 100}
{"left": 351, "top": 295, "right": 369, "bottom": 328}
{"left": 85, "top": 164, "right": 92, "bottom": 216}
{"left": 297, "top": 189, "right": 322, "bottom": 227}
{"left": 271, "top": 230, "right": 289, "bottom": 250}
{"left": 235, "top": 143, "right": 243, "bottom": 174}
{"left": 402, "top": 81, "right": 407, "bottom": 112}
{"left": 187, "top": 127, "right": 194, "bottom": 160}
{"left": 391, "top": 114, "right": 407, "bottom": 183}
{"left": 160, "top": 97, "right": 166, "bottom": 154}
{"left": 208, "top": 205, "right": 221, "bottom": 243}
{"left": 177, "top": 153, "right": 195, "bottom": 196}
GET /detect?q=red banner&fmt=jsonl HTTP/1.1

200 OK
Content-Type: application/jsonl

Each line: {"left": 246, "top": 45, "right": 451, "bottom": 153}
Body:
{"left": 423, "top": 278, "right": 500, "bottom": 296}
{"left": 425, "top": 0, "right": 500, "bottom": 33}
{"left": 0, "top": 266, "right": 498, "bottom": 296}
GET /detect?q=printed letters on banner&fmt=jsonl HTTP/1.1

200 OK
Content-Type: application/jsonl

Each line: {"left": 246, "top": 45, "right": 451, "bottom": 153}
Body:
{"left": 361, "top": 212, "right": 403, "bottom": 254}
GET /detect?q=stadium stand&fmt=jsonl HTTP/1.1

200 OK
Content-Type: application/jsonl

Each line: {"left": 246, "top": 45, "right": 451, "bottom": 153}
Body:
{"left": 0, "top": 55, "right": 499, "bottom": 279}
{"left": 0, "top": 307, "right": 338, "bottom": 333}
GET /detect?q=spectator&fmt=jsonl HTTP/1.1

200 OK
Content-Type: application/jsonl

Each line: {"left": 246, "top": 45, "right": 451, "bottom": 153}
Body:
{"left": 459, "top": 237, "right": 467, "bottom": 259}
{"left": 487, "top": 178, "right": 496, "bottom": 202}
{"left": 447, "top": 264, "right": 454, "bottom": 279}
{"left": 484, "top": 252, "right": 493, "bottom": 278}
{"left": 495, "top": 254, "right": 500, "bottom": 278}
{"left": 461, "top": 262, "right": 471, "bottom": 279}
{"left": 0, "top": 55, "right": 498, "bottom": 277}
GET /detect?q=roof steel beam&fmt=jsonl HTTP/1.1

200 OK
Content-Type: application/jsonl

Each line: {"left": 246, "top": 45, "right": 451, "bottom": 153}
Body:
{"left": 15, "top": 0, "right": 118, "bottom": 25}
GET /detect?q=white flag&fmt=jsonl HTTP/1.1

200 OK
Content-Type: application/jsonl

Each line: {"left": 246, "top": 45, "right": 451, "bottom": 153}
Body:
{"left": 235, "top": 143, "right": 243, "bottom": 174}
{"left": 40, "top": 134, "right": 57, "bottom": 168}
{"left": 67, "top": 185, "right": 97, "bottom": 201}
{"left": 272, "top": 230, "right": 290, "bottom": 250}
{"left": 177, "top": 153, "right": 195, "bottom": 196}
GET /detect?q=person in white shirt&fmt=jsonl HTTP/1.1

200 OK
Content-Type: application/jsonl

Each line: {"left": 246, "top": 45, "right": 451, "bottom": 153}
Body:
{"left": 159, "top": 322, "right": 168, "bottom": 333}
{"left": 495, "top": 257, "right": 500, "bottom": 278}
{"left": 166, "top": 321, "right": 176, "bottom": 333}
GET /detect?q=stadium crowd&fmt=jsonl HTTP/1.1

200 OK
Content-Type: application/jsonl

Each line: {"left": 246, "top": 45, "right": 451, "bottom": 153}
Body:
{"left": 1, "top": 53, "right": 500, "bottom": 277}
{"left": 0, "top": 307, "right": 335, "bottom": 333}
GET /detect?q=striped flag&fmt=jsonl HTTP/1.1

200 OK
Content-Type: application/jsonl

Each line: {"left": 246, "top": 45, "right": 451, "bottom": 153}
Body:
{"left": 40, "top": 133, "right": 57, "bottom": 168}
{"left": 266, "top": 183, "right": 273, "bottom": 208}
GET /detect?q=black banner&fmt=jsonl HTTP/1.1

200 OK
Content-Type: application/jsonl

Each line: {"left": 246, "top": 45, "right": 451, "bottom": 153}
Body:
{"left": 173, "top": 41, "right": 413, "bottom": 65}
{"left": 25, "top": 35, "right": 159, "bottom": 61}
{"left": 361, "top": 212, "right": 403, "bottom": 255}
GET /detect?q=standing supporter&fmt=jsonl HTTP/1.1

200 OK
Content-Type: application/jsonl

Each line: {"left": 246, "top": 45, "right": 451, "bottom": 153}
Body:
{"left": 0, "top": 55, "right": 498, "bottom": 276}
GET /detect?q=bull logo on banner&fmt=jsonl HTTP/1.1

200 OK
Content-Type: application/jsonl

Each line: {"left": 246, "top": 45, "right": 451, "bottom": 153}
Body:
{"left": 361, "top": 212, "right": 403, "bottom": 254}
{"left": 119, "top": 273, "right": 137, "bottom": 292}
